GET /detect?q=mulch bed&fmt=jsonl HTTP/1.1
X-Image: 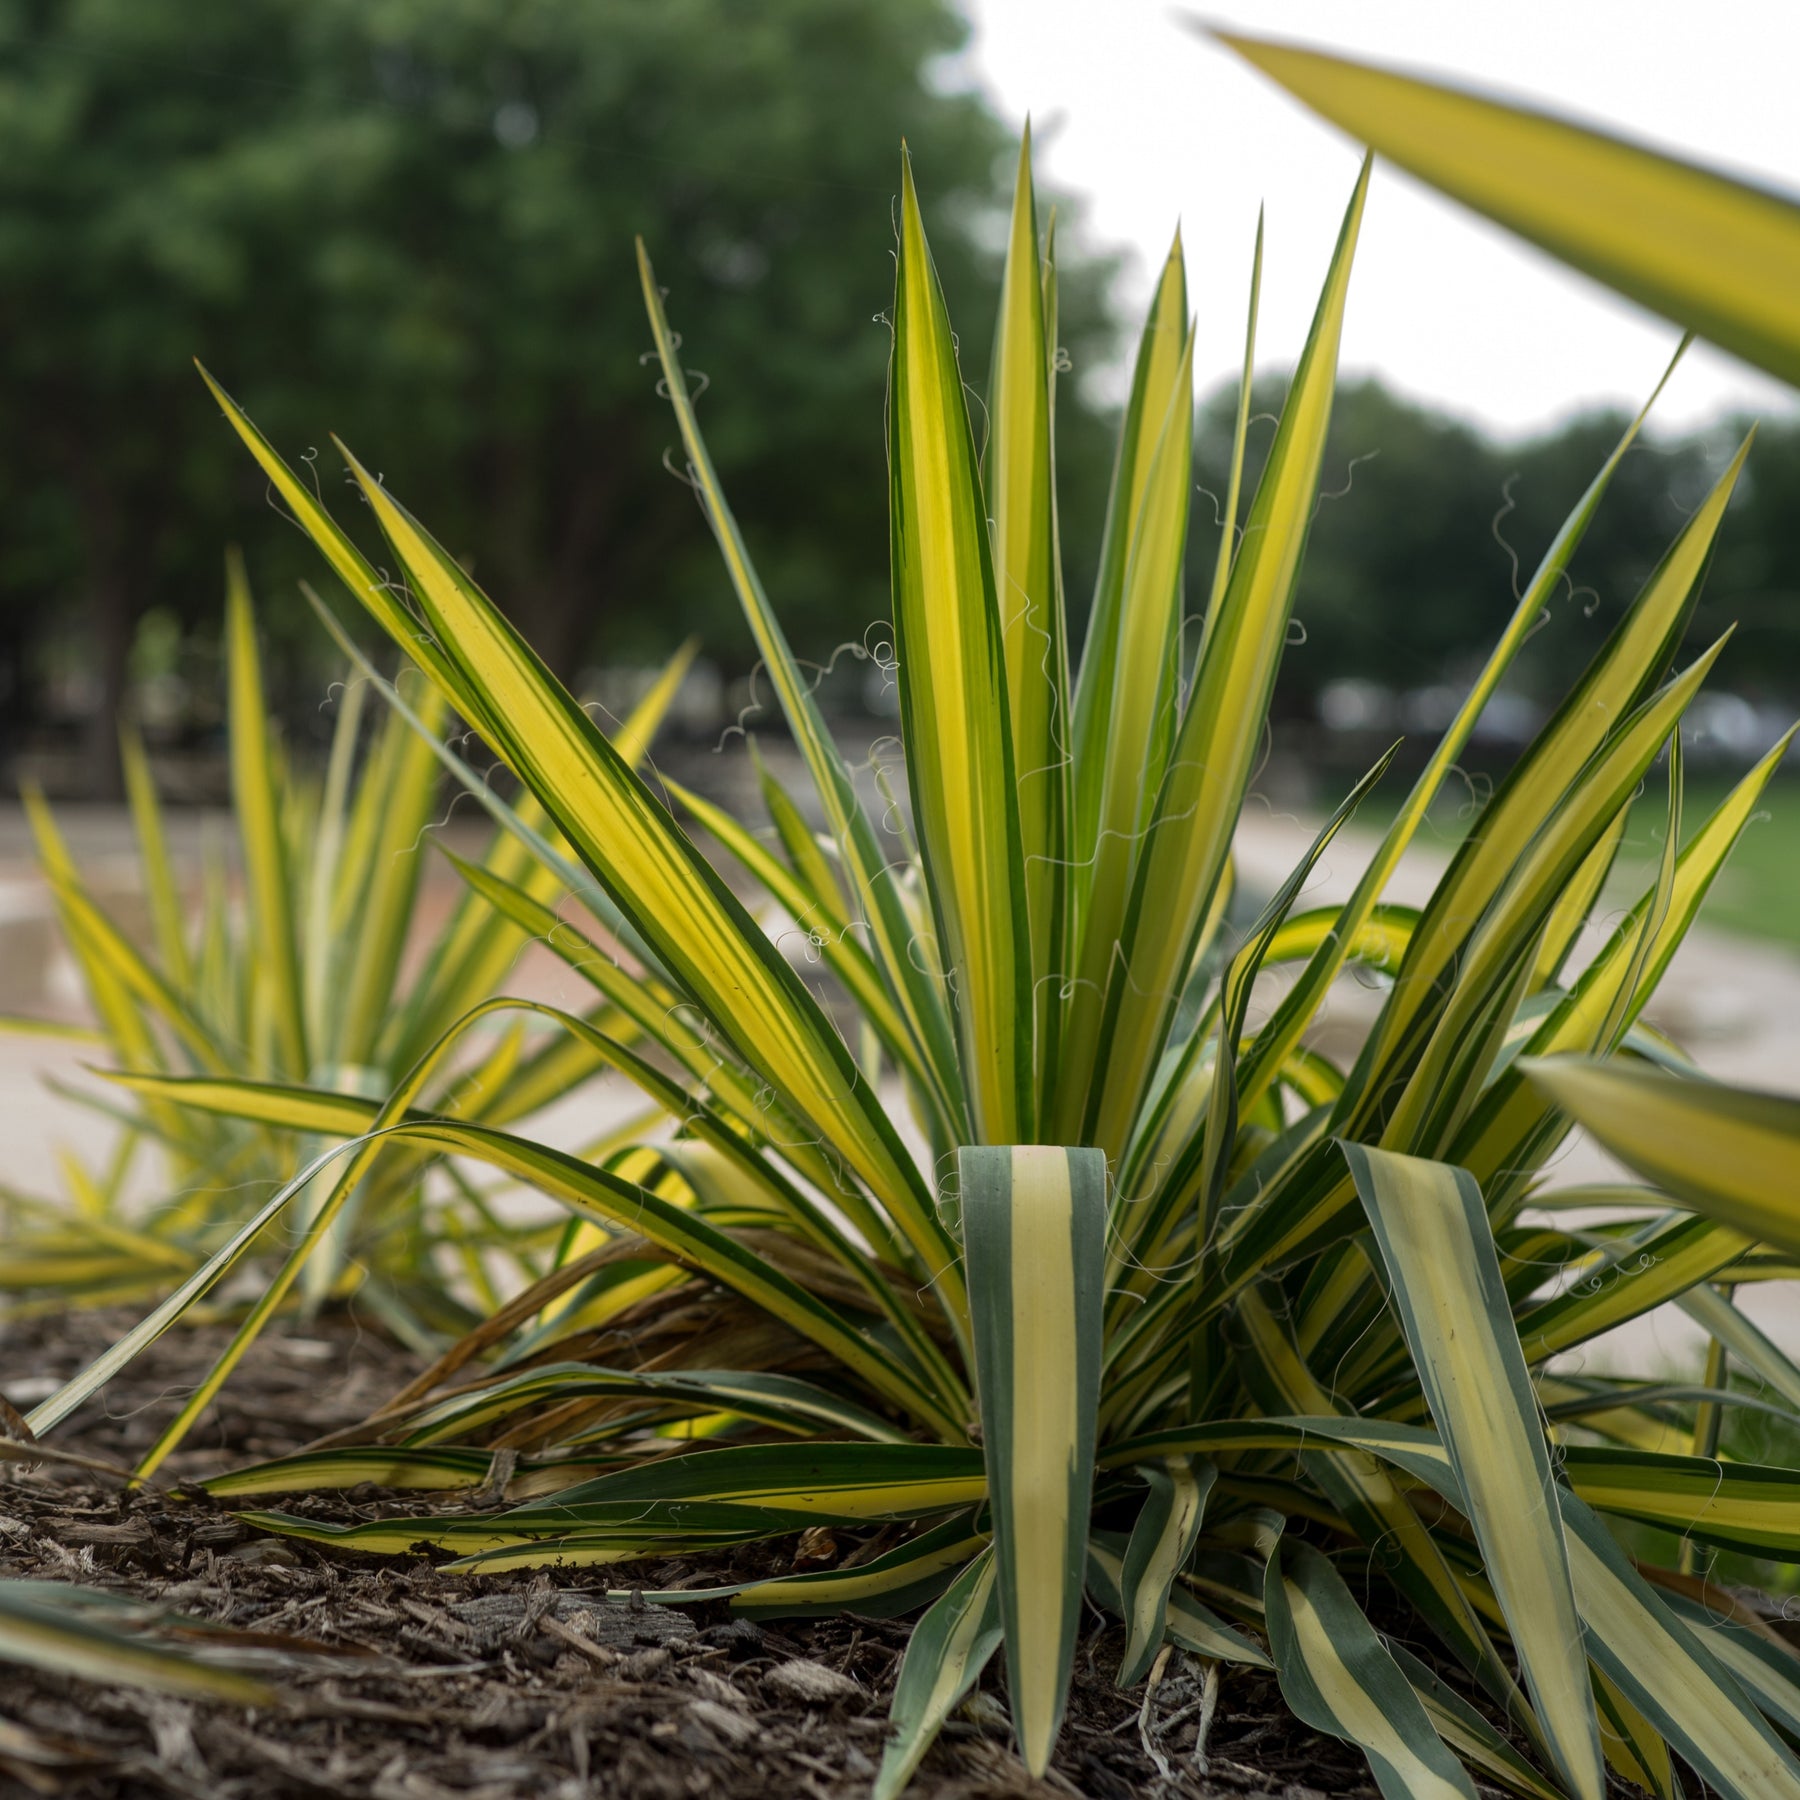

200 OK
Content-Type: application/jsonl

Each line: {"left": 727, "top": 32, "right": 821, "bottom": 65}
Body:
{"left": 0, "top": 1310, "right": 1474, "bottom": 1798}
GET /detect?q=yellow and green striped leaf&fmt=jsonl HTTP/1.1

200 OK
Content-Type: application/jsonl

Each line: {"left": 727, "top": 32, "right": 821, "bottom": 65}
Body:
{"left": 1559, "top": 1489, "right": 1800, "bottom": 1800}
{"left": 1592, "top": 1667, "right": 1679, "bottom": 1800}
{"left": 1062, "top": 313, "right": 1195, "bottom": 1130}
{"left": 1661, "top": 1592, "right": 1800, "bottom": 1742}
{"left": 398, "top": 1365, "right": 908, "bottom": 1449}
{"left": 1344, "top": 1145, "right": 1604, "bottom": 1800}
{"left": 1514, "top": 1213, "right": 1753, "bottom": 1365}
{"left": 732, "top": 1515, "right": 990, "bottom": 1620}
{"left": 1558, "top": 1446, "right": 1800, "bottom": 1561}
{"left": 1523, "top": 1058, "right": 1800, "bottom": 1259}
{"left": 203, "top": 1446, "right": 498, "bottom": 1497}
{"left": 225, "top": 553, "right": 307, "bottom": 1081}
{"left": 1070, "top": 233, "right": 1187, "bottom": 873}
{"left": 510, "top": 1442, "right": 984, "bottom": 1522}
{"left": 1078, "top": 161, "right": 1369, "bottom": 1159}
{"left": 1265, "top": 1540, "right": 1478, "bottom": 1800}
{"left": 873, "top": 1549, "right": 1002, "bottom": 1800}
{"left": 242, "top": 1501, "right": 818, "bottom": 1561}
{"left": 1115, "top": 1455, "right": 1215, "bottom": 1686}
{"left": 986, "top": 131, "right": 1072, "bottom": 1115}
{"left": 1086, "top": 1535, "right": 1271, "bottom": 1668}
{"left": 0, "top": 1583, "right": 273, "bottom": 1704}
{"left": 959, "top": 1144, "right": 1106, "bottom": 1776}
{"left": 891, "top": 154, "right": 1033, "bottom": 1143}
{"left": 1217, "top": 30, "right": 1800, "bottom": 388}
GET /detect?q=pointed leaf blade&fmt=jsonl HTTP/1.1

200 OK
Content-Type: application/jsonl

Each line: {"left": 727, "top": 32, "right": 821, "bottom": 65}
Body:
{"left": 892, "top": 157, "right": 1033, "bottom": 1143}
{"left": 873, "top": 1549, "right": 1003, "bottom": 1800}
{"left": 1216, "top": 30, "right": 1800, "bottom": 387}
{"left": 960, "top": 1144, "right": 1106, "bottom": 1776}
{"left": 1265, "top": 1541, "right": 1478, "bottom": 1800}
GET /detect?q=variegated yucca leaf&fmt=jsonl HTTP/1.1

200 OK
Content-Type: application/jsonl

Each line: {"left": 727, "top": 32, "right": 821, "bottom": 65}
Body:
{"left": 1344, "top": 1145, "right": 1604, "bottom": 1800}
{"left": 1085, "top": 1534, "right": 1270, "bottom": 1669}
{"left": 1215, "top": 28, "right": 1800, "bottom": 387}
{"left": 891, "top": 155, "right": 1034, "bottom": 1146}
{"left": 0, "top": 1582, "right": 272, "bottom": 1704}
{"left": 960, "top": 1145, "right": 1105, "bottom": 1775}
{"left": 1525, "top": 1058, "right": 1800, "bottom": 1256}
{"left": 1265, "top": 1541, "right": 1478, "bottom": 1800}
{"left": 986, "top": 130, "right": 1072, "bottom": 1118}
{"left": 1064, "top": 158, "right": 1370, "bottom": 1159}
{"left": 1558, "top": 1493, "right": 1800, "bottom": 1800}
{"left": 1114, "top": 1455, "right": 1214, "bottom": 1686}
{"left": 873, "top": 1550, "right": 1002, "bottom": 1800}
{"left": 203, "top": 1445, "right": 502, "bottom": 1496}
{"left": 731, "top": 1515, "right": 991, "bottom": 1620}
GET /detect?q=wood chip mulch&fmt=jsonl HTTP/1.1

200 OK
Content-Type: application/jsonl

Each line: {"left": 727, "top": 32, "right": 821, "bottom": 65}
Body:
{"left": 0, "top": 1308, "right": 1457, "bottom": 1798}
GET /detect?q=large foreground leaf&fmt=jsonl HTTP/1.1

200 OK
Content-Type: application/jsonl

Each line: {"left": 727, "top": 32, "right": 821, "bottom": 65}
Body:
{"left": 1216, "top": 30, "right": 1800, "bottom": 387}
{"left": 1523, "top": 1059, "right": 1800, "bottom": 1257}
{"left": 0, "top": 1582, "right": 272, "bottom": 1703}
{"left": 1559, "top": 1492, "right": 1800, "bottom": 1800}
{"left": 1345, "top": 1145, "right": 1603, "bottom": 1800}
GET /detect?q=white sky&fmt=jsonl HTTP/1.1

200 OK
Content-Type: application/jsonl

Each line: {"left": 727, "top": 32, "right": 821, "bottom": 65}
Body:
{"left": 951, "top": 0, "right": 1800, "bottom": 437}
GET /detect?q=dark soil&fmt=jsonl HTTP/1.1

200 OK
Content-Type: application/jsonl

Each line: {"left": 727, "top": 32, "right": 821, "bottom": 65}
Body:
{"left": 0, "top": 1311, "right": 1458, "bottom": 1798}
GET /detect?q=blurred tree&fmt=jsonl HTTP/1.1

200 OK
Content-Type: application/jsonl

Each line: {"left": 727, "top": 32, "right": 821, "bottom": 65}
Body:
{"left": 1192, "top": 374, "right": 1770, "bottom": 731}
{"left": 1698, "top": 412, "right": 1800, "bottom": 704}
{"left": 0, "top": 0, "right": 1118, "bottom": 790}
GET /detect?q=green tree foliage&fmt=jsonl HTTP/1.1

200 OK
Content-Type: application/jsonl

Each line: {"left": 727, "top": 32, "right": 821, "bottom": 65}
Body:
{"left": 1197, "top": 377, "right": 1795, "bottom": 725}
{"left": 0, "top": 0, "right": 1117, "bottom": 785}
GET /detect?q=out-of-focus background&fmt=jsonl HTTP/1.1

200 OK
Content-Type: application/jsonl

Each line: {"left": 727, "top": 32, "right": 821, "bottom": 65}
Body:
{"left": 3, "top": 0, "right": 1800, "bottom": 1369}
{"left": 3, "top": 0, "right": 1797, "bottom": 795}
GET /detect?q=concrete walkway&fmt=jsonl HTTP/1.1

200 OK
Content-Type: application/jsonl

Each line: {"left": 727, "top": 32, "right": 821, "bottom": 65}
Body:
{"left": 6, "top": 799, "right": 1795, "bottom": 1378}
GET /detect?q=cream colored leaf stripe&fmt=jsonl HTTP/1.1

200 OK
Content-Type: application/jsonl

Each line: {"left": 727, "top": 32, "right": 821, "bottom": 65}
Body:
{"left": 960, "top": 1145, "right": 1106, "bottom": 1777}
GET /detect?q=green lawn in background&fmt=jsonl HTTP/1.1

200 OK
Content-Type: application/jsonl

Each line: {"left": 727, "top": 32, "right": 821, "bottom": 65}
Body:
{"left": 1330, "top": 769, "right": 1800, "bottom": 949}
{"left": 1607, "top": 774, "right": 1800, "bottom": 949}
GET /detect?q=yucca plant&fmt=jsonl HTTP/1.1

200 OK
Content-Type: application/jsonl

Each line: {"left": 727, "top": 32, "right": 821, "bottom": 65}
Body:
{"left": 2, "top": 555, "right": 690, "bottom": 1344}
{"left": 1223, "top": 29, "right": 1800, "bottom": 1767}
{"left": 34, "top": 132, "right": 1800, "bottom": 1800}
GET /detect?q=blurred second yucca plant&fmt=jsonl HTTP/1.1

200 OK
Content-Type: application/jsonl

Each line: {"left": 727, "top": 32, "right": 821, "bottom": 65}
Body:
{"left": 38, "top": 129, "right": 1800, "bottom": 1798}
{"left": 2, "top": 556, "right": 691, "bottom": 1337}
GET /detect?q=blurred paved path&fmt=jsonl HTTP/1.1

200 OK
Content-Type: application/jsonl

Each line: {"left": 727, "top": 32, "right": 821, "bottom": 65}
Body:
{"left": 1233, "top": 804, "right": 1800, "bottom": 1373}
{"left": 5, "top": 799, "right": 1795, "bottom": 1375}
